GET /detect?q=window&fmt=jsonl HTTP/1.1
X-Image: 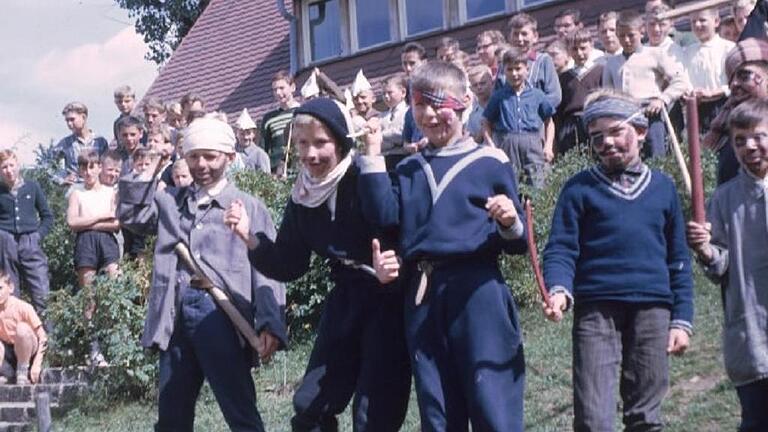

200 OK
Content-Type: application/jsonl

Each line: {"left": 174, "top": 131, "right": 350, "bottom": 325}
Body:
{"left": 305, "top": 0, "right": 343, "bottom": 62}
{"left": 351, "top": 0, "right": 393, "bottom": 49}
{"left": 401, "top": 0, "right": 444, "bottom": 36}
{"left": 463, "top": 0, "right": 506, "bottom": 21}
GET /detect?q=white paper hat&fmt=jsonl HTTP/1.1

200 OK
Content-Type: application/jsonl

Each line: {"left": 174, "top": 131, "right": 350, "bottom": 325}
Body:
{"left": 301, "top": 70, "right": 320, "bottom": 99}
{"left": 182, "top": 117, "right": 236, "bottom": 154}
{"left": 235, "top": 108, "right": 257, "bottom": 130}
{"left": 351, "top": 69, "right": 372, "bottom": 96}
{"left": 344, "top": 88, "right": 355, "bottom": 112}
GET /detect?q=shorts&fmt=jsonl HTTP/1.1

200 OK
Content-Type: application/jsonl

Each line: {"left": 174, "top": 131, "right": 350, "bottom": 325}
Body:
{"left": 0, "top": 341, "right": 17, "bottom": 378}
{"left": 74, "top": 230, "right": 120, "bottom": 270}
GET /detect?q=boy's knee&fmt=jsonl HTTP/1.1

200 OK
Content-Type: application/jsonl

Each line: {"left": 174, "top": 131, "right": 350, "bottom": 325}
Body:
{"left": 13, "top": 322, "right": 37, "bottom": 346}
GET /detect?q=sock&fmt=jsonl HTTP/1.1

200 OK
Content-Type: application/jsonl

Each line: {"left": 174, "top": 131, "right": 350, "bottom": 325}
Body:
{"left": 16, "top": 363, "right": 29, "bottom": 377}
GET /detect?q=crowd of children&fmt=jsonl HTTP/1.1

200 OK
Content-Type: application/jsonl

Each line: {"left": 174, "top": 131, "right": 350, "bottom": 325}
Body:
{"left": 0, "top": 0, "right": 765, "bottom": 430}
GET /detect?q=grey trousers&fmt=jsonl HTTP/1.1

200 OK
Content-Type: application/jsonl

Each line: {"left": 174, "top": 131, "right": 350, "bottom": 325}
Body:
{"left": 0, "top": 230, "right": 50, "bottom": 315}
{"left": 496, "top": 131, "right": 548, "bottom": 188}
{"left": 572, "top": 301, "right": 670, "bottom": 432}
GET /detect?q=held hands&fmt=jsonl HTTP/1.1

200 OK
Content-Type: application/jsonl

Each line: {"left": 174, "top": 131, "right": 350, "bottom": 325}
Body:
{"left": 685, "top": 221, "right": 714, "bottom": 263}
{"left": 667, "top": 328, "right": 690, "bottom": 355}
{"left": 485, "top": 195, "right": 518, "bottom": 228}
{"left": 224, "top": 199, "right": 255, "bottom": 248}
{"left": 372, "top": 239, "right": 400, "bottom": 284}
{"left": 542, "top": 292, "right": 568, "bottom": 322}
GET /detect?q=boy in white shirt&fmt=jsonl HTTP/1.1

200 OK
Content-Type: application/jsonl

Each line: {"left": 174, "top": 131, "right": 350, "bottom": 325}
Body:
{"left": 682, "top": 8, "right": 736, "bottom": 132}
{"left": 379, "top": 74, "right": 410, "bottom": 170}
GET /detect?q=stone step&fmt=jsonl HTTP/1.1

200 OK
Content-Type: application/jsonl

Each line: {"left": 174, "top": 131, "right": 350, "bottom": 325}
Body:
{"left": 0, "top": 383, "right": 87, "bottom": 404}
{"left": 0, "top": 422, "right": 31, "bottom": 432}
{"left": 0, "top": 401, "right": 62, "bottom": 424}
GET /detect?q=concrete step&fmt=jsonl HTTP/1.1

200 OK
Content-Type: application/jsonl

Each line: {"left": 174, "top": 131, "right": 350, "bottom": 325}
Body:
{"left": 0, "top": 401, "right": 62, "bottom": 424}
{"left": 0, "top": 383, "right": 87, "bottom": 404}
{"left": 0, "top": 422, "right": 31, "bottom": 432}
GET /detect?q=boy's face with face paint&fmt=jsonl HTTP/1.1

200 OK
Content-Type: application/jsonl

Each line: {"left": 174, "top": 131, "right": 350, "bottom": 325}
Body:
{"left": 412, "top": 87, "right": 468, "bottom": 148}
{"left": 588, "top": 116, "right": 646, "bottom": 172}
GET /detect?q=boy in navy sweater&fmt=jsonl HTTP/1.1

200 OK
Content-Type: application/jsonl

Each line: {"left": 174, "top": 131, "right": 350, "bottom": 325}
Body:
{"left": 362, "top": 61, "right": 528, "bottom": 431}
{"left": 0, "top": 150, "right": 53, "bottom": 317}
{"left": 542, "top": 89, "right": 694, "bottom": 431}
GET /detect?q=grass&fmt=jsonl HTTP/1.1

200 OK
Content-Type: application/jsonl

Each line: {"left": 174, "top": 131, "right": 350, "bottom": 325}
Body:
{"left": 56, "top": 267, "right": 740, "bottom": 431}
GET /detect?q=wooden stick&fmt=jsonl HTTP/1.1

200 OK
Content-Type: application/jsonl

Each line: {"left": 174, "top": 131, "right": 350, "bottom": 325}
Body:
{"left": 524, "top": 199, "right": 550, "bottom": 306}
{"left": 661, "top": 108, "right": 692, "bottom": 196}
{"left": 174, "top": 243, "right": 265, "bottom": 355}
{"left": 686, "top": 97, "right": 707, "bottom": 224}
{"left": 656, "top": 0, "right": 731, "bottom": 20}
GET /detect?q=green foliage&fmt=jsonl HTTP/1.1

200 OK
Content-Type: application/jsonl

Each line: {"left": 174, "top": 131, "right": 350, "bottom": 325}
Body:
{"left": 115, "top": 0, "right": 210, "bottom": 65}
{"left": 46, "top": 259, "right": 157, "bottom": 402}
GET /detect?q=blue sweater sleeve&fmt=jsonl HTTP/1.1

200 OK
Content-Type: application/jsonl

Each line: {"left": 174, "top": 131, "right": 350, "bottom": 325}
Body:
{"left": 664, "top": 182, "right": 695, "bottom": 326}
{"left": 539, "top": 55, "right": 563, "bottom": 109}
{"left": 542, "top": 179, "right": 582, "bottom": 294}
{"left": 497, "top": 163, "right": 528, "bottom": 256}
{"left": 32, "top": 182, "right": 54, "bottom": 238}
{"left": 357, "top": 156, "right": 401, "bottom": 230}
{"left": 483, "top": 91, "right": 502, "bottom": 124}
{"left": 249, "top": 201, "right": 312, "bottom": 282}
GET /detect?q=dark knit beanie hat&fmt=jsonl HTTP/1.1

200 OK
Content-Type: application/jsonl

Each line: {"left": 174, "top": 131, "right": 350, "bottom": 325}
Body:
{"left": 293, "top": 97, "right": 355, "bottom": 156}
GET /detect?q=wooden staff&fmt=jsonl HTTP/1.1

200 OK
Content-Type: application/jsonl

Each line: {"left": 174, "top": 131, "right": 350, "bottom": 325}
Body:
{"left": 174, "top": 243, "right": 265, "bottom": 356}
{"left": 661, "top": 108, "right": 692, "bottom": 196}
{"left": 686, "top": 97, "right": 706, "bottom": 224}
{"left": 524, "top": 198, "right": 551, "bottom": 306}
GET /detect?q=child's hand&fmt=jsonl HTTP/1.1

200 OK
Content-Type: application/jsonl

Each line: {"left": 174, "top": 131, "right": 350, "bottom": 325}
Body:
{"left": 361, "top": 117, "right": 383, "bottom": 156}
{"left": 485, "top": 195, "right": 518, "bottom": 228}
{"left": 644, "top": 98, "right": 665, "bottom": 116}
{"left": 224, "top": 199, "right": 251, "bottom": 245}
{"left": 542, "top": 292, "right": 567, "bottom": 322}
{"left": 372, "top": 238, "right": 399, "bottom": 284}
{"left": 685, "top": 221, "right": 713, "bottom": 262}
{"left": 544, "top": 147, "right": 555, "bottom": 163}
{"left": 667, "top": 328, "right": 690, "bottom": 355}
{"left": 30, "top": 364, "right": 42, "bottom": 384}
{"left": 258, "top": 330, "right": 280, "bottom": 364}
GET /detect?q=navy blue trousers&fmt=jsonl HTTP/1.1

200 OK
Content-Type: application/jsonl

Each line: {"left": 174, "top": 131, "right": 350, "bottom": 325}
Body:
{"left": 737, "top": 378, "right": 768, "bottom": 432}
{"left": 155, "top": 288, "right": 264, "bottom": 432}
{"left": 404, "top": 260, "right": 525, "bottom": 432}
{"left": 291, "top": 276, "right": 411, "bottom": 432}
{"left": 0, "top": 231, "right": 49, "bottom": 315}
{"left": 643, "top": 114, "right": 667, "bottom": 159}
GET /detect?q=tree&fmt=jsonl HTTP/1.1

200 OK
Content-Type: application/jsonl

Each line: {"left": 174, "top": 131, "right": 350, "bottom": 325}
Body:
{"left": 115, "top": 0, "right": 210, "bottom": 65}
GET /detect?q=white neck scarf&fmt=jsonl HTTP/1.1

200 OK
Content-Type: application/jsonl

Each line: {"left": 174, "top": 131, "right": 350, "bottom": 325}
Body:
{"left": 291, "top": 151, "right": 354, "bottom": 220}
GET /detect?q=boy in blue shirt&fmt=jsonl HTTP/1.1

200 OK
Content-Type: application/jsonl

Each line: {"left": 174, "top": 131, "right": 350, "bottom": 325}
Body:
{"left": 484, "top": 47, "right": 555, "bottom": 188}
{"left": 362, "top": 61, "right": 528, "bottom": 431}
{"left": 542, "top": 89, "right": 694, "bottom": 431}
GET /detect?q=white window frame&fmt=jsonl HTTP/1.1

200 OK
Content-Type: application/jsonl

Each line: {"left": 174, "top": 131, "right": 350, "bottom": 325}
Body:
{"left": 348, "top": 0, "right": 399, "bottom": 52}
{"left": 515, "top": 0, "right": 557, "bottom": 10}
{"left": 458, "top": 0, "right": 510, "bottom": 24}
{"left": 301, "top": 0, "right": 349, "bottom": 65}
{"left": 396, "top": 0, "right": 450, "bottom": 38}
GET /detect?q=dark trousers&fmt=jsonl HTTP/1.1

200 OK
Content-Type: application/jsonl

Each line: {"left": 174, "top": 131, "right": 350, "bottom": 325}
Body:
{"left": 555, "top": 115, "right": 587, "bottom": 156}
{"left": 736, "top": 378, "right": 768, "bottom": 432}
{"left": 123, "top": 229, "right": 148, "bottom": 258}
{"left": 156, "top": 288, "right": 264, "bottom": 432}
{"left": 291, "top": 278, "right": 411, "bottom": 432}
{"left": 405, "top": 260, "right": 525, "bottom": 432}
{"left": 643, "top": 114, "right": 667, "bottom": 159}
{"left": 573, "top": 302, "right": 670, "bottom": 432}
{"left": 0, "top": 231, "right": 49, "bottom": 315}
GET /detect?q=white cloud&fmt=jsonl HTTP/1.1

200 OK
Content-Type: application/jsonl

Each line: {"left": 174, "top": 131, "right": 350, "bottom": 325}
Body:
{"left": 33, "top": 26, "right": 156, "bottom": 98}
{"left": 0, "top": 118, "right": 54, "bottom": 166}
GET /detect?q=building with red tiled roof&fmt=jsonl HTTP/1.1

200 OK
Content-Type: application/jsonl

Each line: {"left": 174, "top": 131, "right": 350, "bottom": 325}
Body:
{"left": 142, "top": 0, "right": 702, "bottom": 129}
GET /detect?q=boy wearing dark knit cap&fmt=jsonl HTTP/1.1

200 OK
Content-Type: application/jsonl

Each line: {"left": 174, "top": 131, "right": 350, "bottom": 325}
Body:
{"left": 228, "top": 97, "right": 411, "bottom": 431}
{"left": 542, "top": 89, "right": 694, "bottom": 431}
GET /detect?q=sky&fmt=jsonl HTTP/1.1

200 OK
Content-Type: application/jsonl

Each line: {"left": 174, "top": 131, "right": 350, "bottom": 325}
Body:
{"left": 0, "top": 0, "right": 158, "bottom": 165}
